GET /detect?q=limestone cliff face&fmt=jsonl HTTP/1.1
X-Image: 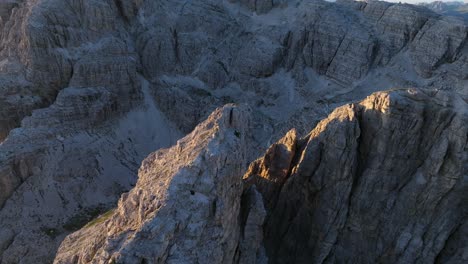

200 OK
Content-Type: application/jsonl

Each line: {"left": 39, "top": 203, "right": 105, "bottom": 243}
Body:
{"left": 1, "top": 0, "right": 467, "bottom": 141}
{"left": 0, "top": 78, "right": 182, "bottom": 263}
{"left": 0, "top": 0, "right": 467, "bottom": 263}
{"left": 0, "top": 0, "right": 137, "bottom": 140}
{"left": 56, "top": 88, "right": 467, "bottom": 264}
{"left": 244, "top": 88, "right": 468, "bottom": 263}
{"left": 0, "top": 0, "right": 465, "bottom": 139}
{"left": 54, "top": 105, "right": 254, "bottom": 264}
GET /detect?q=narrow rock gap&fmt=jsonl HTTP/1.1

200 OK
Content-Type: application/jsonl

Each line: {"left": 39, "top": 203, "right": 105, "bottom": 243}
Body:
{"left": 113, "top": 0, "right": 129, "bottom": 23}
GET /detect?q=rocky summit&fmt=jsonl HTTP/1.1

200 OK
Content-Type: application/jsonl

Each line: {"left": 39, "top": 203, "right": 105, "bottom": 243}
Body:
{"left": 0, "top": 0, "right": 466, "bottom": 264}
{"left": 243, "top": 89, "right": 467, "bottom": 264}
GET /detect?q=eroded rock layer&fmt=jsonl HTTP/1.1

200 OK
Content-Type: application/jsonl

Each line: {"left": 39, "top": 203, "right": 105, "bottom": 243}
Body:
{"left": 0, "top": 0, "right": 467, "bottom": 263}
{"left": 244, "top": 88, "right": 468, "bottom": 264}
{"left": 56, "top": 88, "right": 467, "bottom": 264}
{"left": 54, "top": 105, "right": 255, "bottom": 264}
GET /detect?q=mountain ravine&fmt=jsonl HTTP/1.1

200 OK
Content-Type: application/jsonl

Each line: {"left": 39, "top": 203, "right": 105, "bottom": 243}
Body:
{"left": 0, "top": 0, "right": 467, "bottom": 263}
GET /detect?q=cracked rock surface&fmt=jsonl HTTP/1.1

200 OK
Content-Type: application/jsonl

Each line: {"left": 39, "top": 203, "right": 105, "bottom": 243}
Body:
{"left": 244, "top": 88, "right": 468, "bottom": 264}
{"left": 55, "top": 105, "right": 253, "bottom": 264}
{"left": 0, "top": 0, "right": 467, "bottom": 263}
{"left": 56, "top": 88, "right": 467, "bottom": 264}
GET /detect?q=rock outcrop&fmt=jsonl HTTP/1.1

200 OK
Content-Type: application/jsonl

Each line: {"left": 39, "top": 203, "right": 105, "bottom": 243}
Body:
{"left": 244, "top": 88, "right": 468, "bottom": 263}
{"left": 420, "top": 1, "right": 468, "bottom": 20}
{"left": 0, "top": 0, "right": 467, "bottom": 262}
{"left": 54, "top": 105, "right": 255, "bottom": 264}
{"left": 0, "top": 78, "right": 181, "bottom": 264}
{"left": 56, "top": 88, "right": 467, "bottom": 264}
{"left": 0, "top": 0, "right": 136, "bottom": 141}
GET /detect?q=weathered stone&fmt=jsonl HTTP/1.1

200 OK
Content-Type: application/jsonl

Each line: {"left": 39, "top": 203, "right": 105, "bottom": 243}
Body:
{"left": 410, "top": 17, "right": 468, "bottom": 77}
{"left": 54, "top": 105, "right": 251, "bottom": 264}
{"left": 0, "top": 0, "right": 467, "bottom": 262}
{"left": 244, "top": 88, "right": 468, "bottom": 264}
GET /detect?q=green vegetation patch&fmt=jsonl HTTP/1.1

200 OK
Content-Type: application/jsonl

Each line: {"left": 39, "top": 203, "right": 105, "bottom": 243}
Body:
{"left": 41, "top": 227, "right": 60, "bottom": 239}
{"left": 84, "top": 209, "right": 115, "bottom": 228}
{"left": 63, "top": 206, "right": 108, "bottom": 231}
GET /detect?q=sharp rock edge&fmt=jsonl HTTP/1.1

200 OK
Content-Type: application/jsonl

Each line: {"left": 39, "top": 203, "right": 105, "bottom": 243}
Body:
{"left": 0, "top": 0, "right": 467, "bottom": 263}
{"left": 56, "top": 89, "right": 467, "bottom": 264}
{"left": 54, "top": 104, "right": 259, "bottom": 264}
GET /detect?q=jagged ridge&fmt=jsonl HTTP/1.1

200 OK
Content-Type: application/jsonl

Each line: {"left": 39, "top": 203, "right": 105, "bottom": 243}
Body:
{"left": 244, "top": 88, "right": 468, "bottom": 263}
{"left": 54, "top": 105, "right": 253, "bottom": 264}
{"left": 55, "top": 88, "right": 467, "bottom": 263}
{"left": 0, "top": 0, "right": 467, "bottom": 262}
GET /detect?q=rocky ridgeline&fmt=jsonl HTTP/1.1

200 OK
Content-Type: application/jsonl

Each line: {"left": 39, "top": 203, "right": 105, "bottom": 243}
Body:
{"left": 0, "top": 0, "right": 467, "bottom": 263}
{"left": 54, "top": 105, "right": 258, "bottom": 264}
{"left": 244, "top": 88, "right": 467, "bottom": 263}
{"left": 55, "top": 89, "right": 467, "bottom": 263}
{"left": 0, "top": 0, "right": 466, "bottom": 140}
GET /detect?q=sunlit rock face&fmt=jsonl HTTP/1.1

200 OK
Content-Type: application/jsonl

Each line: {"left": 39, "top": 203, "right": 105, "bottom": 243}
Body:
{"left": 0, "top": 0, "right": 467, "bottom": 263}
{"left": 54, "top": 105, "right": 254, "bottom": 264}
{"left": 243, "top": 88, "right": 467, "bottom": 264}
{"left": 56, "top": 89, "right": 467, "bottom": 264}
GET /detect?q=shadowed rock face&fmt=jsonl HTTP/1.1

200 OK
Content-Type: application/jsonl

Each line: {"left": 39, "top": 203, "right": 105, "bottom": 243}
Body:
{"left": 54, "top": 105, "right": 254, "bottom": 264}
{"left": 0, "top": 0, "right": 467, "bottom": 142}
{"left": 0, "top": 0, "right": 467, "bottom": 263}
{"left": 244, "top": 89, "right": 468, "bottom": 264}
{"left": 0, "top": 0, "right": 137, "bottom": 141}
{"left": 55, "top": 88, "right": 467, "bottom": 264}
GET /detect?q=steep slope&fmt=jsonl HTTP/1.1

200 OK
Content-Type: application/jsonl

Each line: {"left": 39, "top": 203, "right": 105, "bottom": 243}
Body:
{"left": 54, "top": 105, "right": 256, "bottom": 264}
{"left": 0, "top": 0, "right": 467, "bottom": 262}
{"left": 0, "top": 78, "right": 181, "bottom": 263}
{"left": 0, "top": 0, "right": 136, "bottom": 140}
{"left": 56, "top": 88, "right": 467, "bottom": 264}
{"left": 244, "top": 88, "right": 468, "bottom": 263}
{"left": 420, "top": 1, "right": 468, "bottom": 20}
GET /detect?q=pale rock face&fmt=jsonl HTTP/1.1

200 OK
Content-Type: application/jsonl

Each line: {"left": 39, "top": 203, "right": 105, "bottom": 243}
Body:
{"left": 54, "top": 105, "right": 252, "bottom": 264}
{"left": 0, "top": 78, "right": 182, "bottom": 264}
{"left": 244, "top": 88, "right": 468, "bottom": 264}
{"left": 410, "top": 17, "right": 468, "bottom": 78}
{"left": 0, "top": 0, "right": 467, "bottom": 263}
{"left": 56, "top": 88, "right": 467, "bottom": 264}
{"left": 0, "top": 0, "right": 136, "bottom": 141}
{"left": 373, "top": 4, "right": 431, "bottom": 55}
